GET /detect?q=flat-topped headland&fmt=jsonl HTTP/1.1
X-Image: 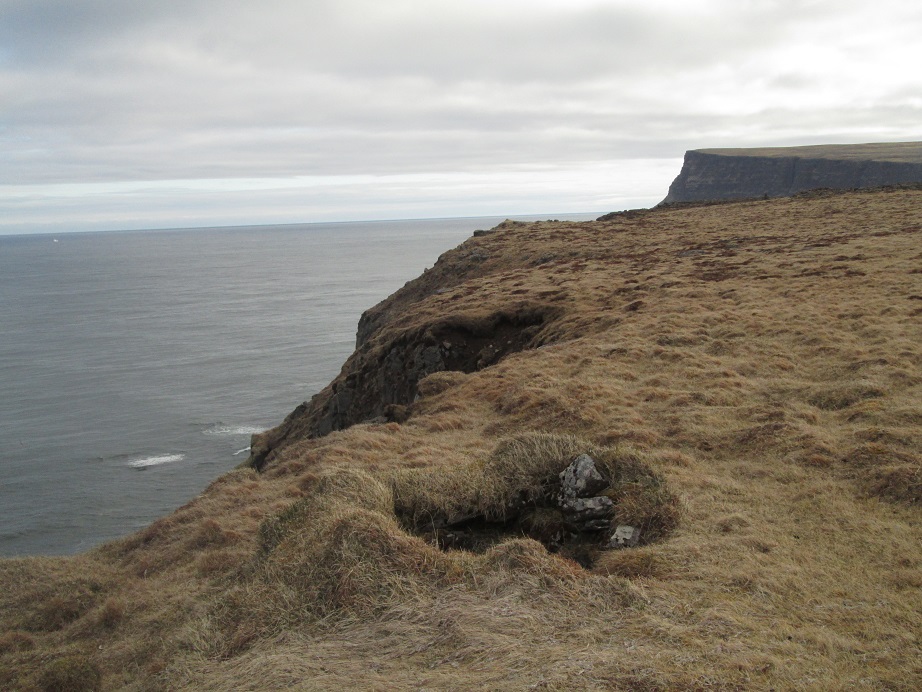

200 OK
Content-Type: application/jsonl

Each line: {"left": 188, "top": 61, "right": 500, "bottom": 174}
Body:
{"left": 663, "top": 140, "right": 922, "bottom": 203}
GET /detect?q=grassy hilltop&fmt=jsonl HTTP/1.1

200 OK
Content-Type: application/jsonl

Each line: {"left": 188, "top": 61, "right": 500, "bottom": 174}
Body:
{"left": 2, "top": 187, "right": 921, "bottom": 690}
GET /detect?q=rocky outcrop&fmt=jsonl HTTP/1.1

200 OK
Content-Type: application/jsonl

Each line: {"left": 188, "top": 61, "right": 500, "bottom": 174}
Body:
{"left": 662, "top": 141, "right": 922, "bottom": 204}
{"left": 247, "top": 307, "right": 553, "bottom": 470}
{"left": 244, "top": 218, "right": 576, "bottom": 472}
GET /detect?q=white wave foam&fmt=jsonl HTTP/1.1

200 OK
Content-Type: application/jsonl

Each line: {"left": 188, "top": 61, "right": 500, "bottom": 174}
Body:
{"left": 202, "top": 424, "right": 267, "bottom": 436}
{"left": 233, "top": 446, "right": 251, "bottom": 456}
{"left": 128, "top": 453, "right": 185, "bottom": 468}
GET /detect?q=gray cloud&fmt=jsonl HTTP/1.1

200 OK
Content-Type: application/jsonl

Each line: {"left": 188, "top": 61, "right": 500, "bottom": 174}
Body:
{"left": 2, "top": 0, "right": 921, "bottom": 230}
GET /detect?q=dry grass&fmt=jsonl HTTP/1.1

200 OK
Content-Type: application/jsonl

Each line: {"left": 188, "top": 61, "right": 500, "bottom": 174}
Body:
{"left": 700, "top": 140, "right": 922, "bottom": 163}
{"left": 2, "top": 187, "right": 922, "bottom": 689}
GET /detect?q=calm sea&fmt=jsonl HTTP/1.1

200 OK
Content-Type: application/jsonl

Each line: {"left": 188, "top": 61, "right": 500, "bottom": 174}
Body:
{"left": 0, "top": 214, "right": 599, "bottom": 556}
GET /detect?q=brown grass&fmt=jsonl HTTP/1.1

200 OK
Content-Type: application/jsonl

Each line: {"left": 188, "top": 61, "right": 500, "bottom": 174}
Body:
{"left": 701, "top": 140, "right": 922, "bottom": 163}
{"left": 37, "top": 655, "right": 102, "bottom": 692}
{"left": 2, "top": 187, "right": 922, "bottom": 689}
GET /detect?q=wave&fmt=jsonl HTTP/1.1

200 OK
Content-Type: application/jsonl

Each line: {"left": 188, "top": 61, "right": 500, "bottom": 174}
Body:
{"left": 233, "top": 446, "right": 251, "bottom": 456}
{"left": 202, "top": 423, "right": 267, "bottom": 436}
{"left": 128, "top": 453, "right": 185, "bottom": 468}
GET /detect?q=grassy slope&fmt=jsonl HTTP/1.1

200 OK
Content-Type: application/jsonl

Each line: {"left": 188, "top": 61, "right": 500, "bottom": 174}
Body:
{"left": 697, "top": 141, "right": 922, "bottom": 163}
{"left": 2, "top": 188, "right": 921, "bottom": 690}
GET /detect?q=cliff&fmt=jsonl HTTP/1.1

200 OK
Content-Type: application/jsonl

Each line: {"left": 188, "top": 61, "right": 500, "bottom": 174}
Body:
{"left": 662, "top": 141, "right": 922, "bottom": 203}
{"left": 2, "top": 188, "right": 922, "bottom": 690}
{"left": 247, "top": 219, "right": 559, "bottom": 471}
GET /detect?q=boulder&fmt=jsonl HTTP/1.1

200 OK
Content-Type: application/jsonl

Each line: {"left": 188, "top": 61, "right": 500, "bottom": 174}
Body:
{"left": 608, "top": 525, "right": 641, "bottom": 549}
{"left": 559, "top": 496, "right": 614, "bottom": 522}
{"left": 558, "top": 454, "right": 607, "bottom": 501}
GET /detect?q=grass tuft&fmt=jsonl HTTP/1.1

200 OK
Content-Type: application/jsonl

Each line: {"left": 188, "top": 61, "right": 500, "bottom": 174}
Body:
{"left": 808, "top": 382, "right": 886, "bottom": 410}
{"left": 864, "top": 464, "right": 922, "bottom": 504}
{"left": 0, "top": 630, "right": 34, "bottom": 653}
{"left": 594, "top": 547, "right": 669, "bottom": 579}
{"left": 38, "top": 655, "right": 102, "bottom": 692}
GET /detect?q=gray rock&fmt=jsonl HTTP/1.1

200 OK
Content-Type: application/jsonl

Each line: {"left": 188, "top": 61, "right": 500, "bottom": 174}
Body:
{"left": 559, "top": 496, "right": 614, "bottom": 521}
{"left": 608, "top": 525, "right": 641, "bottom": 549}
{"left": 558, "top": 454, "right": 607, "bottom": 501}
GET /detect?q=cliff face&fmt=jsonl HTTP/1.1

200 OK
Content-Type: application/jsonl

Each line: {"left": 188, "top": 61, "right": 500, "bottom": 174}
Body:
{"left": 663, "top": 142, "right": 922, "bottom": 204}
{"left": 247, "top": 306, "right": 551, "bottom": 470}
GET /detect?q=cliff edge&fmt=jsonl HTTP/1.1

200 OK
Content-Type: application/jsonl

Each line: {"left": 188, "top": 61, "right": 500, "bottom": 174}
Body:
{"left": 2, "top": 187, "right": 921, "bottom": 691}
{"left": 662, "top": 140, "right": 922, "bottom": 204}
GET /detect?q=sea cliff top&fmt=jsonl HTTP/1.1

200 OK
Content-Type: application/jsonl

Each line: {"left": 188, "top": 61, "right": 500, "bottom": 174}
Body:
{"left": 696, "top": 140, "right": 922, "bottom": 162}
{"left": 2, "top": 186, "right": 921, "bottom": 690}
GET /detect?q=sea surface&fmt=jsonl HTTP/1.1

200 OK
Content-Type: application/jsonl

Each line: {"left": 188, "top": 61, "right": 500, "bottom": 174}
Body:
{"left": 0, "top": 213, "right": 599, "bottom": 556}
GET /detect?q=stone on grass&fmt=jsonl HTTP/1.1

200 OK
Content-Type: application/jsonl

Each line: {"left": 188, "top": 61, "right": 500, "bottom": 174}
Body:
{"left": 608, "top": 525, "right": 641, "bottom": 549}
{"left": 558, "top": 454, "right": 607, "bottom": 501}
{"left": 559, "top": 496, "right": 614, "bottom": 522}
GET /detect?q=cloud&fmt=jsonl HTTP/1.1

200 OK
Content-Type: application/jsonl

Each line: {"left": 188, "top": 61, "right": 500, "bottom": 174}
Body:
{"left": 1, "top": 160, "right": 680, "bottom": 234}
{"left": 1, "top": 0, "right": 921, "bottom": 230}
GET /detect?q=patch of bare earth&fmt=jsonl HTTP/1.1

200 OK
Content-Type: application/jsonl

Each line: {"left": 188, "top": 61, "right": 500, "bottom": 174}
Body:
{"left": 2, "top": 188, "right": 921, "bottom": 690}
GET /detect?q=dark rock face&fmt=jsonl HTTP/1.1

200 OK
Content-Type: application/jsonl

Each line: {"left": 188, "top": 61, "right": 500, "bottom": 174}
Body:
{"left": 313, "top": 315, "right": 545, "bottom": 438}
{"left": 662, "top": 144, "right": 922, "bottom": 204}
{"left": 247, "top": 309, "right": 550, "bottom": 470}
{"left": 244, "top": 219, "right": 568, "bottom": 471}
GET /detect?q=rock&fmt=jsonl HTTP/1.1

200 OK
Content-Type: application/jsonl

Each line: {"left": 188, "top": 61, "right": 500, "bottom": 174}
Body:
{"left": 558, "top": 455, "right": 614, "bottom": 529}
{"left": 608, "top": 525, "right": 641, "bottom": 549}
{"left": 558, "top": 454, "right": 608, "bottom": 501}
{"left": 559, "top": 496, "right": 614, "bottom": 522}
{"left": 582, "top": 519, "right": 612, "bottom": 532}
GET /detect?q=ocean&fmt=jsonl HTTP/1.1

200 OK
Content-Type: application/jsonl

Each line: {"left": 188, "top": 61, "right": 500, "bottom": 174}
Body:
{"left": 0, "top": 214, "right": 599, "bottom": 557}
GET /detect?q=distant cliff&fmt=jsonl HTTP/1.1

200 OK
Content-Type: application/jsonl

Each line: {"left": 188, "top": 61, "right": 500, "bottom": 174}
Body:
{"left": 662, "top": 141, "right": 922, "bottom": 204}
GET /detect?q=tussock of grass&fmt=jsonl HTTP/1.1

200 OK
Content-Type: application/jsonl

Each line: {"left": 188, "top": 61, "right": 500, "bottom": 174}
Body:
{"left": 864, "top": 463, "right": 922, "bottom": 504}
{"left": 807, "top": 381, "right": 886, "bottom": 410}
{"left": 37, "top": 655, "right": 102, "bottom": 692}
{"left": 257, "top": 467, "right": 394, "bottom": 556}
{"left": 0, "top": 557, "right": 117, "bottom": 633}
{"left": 0, "top": 630, "right": 34, "bottom": 654}
{"left": 594, "top": 546, "right": 670, "bottom": 579}
{"left": 200, "top": 471, "right": 461, "bottom": 658}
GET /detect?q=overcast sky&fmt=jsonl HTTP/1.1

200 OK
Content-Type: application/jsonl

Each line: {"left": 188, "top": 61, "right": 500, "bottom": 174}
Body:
{"left": 2, "top": 0, "right": 921, "bottom": 234}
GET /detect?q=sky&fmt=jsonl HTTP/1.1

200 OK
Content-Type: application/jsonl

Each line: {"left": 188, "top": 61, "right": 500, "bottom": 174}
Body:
{"left": 2, "top": 0, "right": 921, "bottom": 234}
